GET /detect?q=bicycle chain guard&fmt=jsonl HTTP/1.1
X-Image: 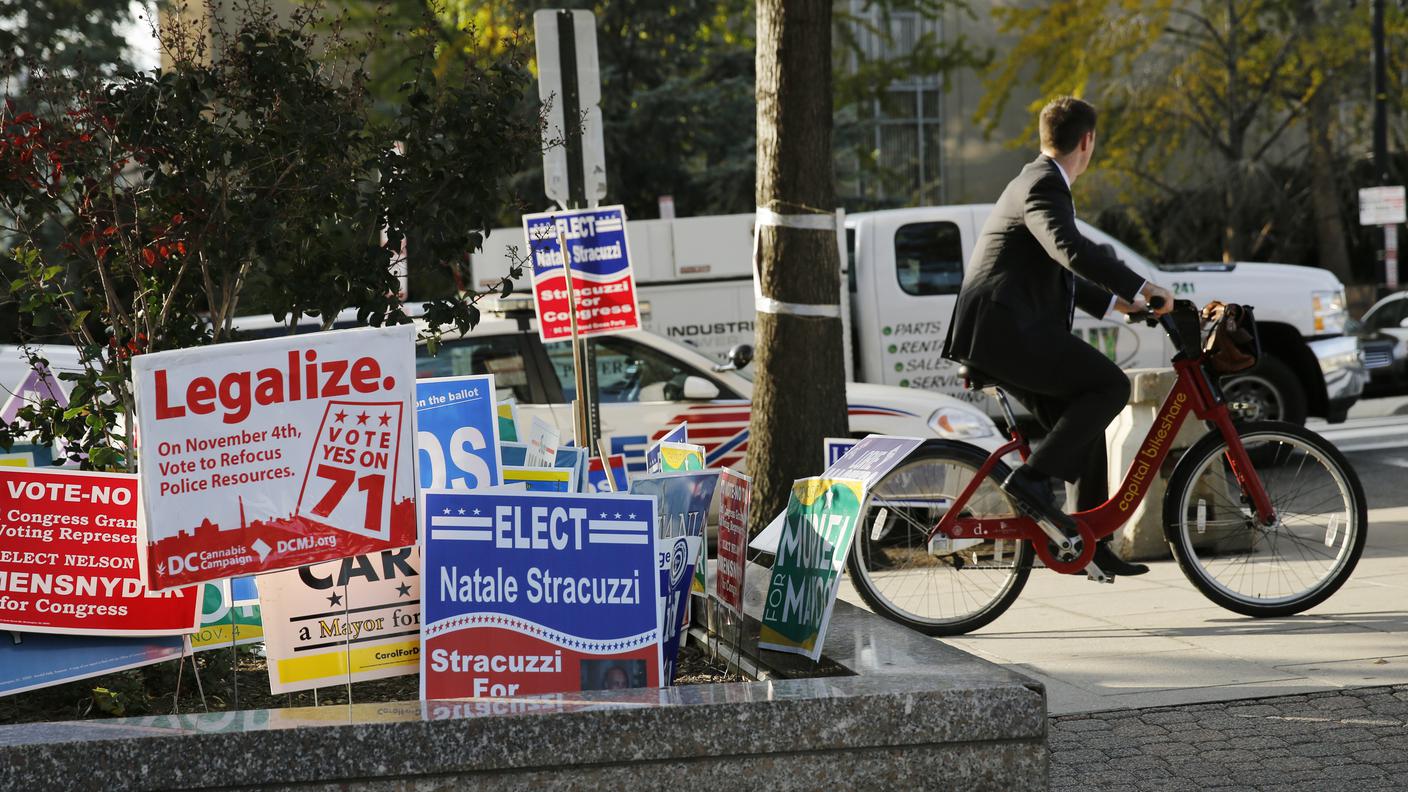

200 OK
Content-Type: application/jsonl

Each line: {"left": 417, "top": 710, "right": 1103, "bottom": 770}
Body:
{"left": 1031, "top": 516, "right": 1097, "bottom": 575}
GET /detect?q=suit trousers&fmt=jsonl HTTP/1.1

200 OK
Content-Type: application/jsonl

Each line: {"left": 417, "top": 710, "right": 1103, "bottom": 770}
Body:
{"left": 967, "top": 306, "right": 1131, "bottom": 493}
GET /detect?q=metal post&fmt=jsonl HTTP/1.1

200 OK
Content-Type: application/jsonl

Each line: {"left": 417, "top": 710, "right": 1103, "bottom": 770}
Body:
{"left": 559, "top": 231, "right": 592, "bottom": 450}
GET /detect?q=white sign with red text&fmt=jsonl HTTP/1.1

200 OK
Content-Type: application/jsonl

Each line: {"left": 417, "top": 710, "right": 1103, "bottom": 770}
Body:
{"left": 132, "top": 325, "right": 419, "bottom": 590}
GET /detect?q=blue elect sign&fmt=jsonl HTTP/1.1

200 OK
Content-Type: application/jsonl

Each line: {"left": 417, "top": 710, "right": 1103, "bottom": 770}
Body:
{"left": 523, "top": 206, "right": 640, "bottom": 343}
{"left": 416, "top": 375, "right": 503, "bottom": 490}
{"left": 420, "top": 489, "right": 662, "bottom": 698}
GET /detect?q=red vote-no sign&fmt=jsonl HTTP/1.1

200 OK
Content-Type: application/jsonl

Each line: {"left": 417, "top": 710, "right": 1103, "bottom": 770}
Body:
{"left": 0, "top": 468, "right": 200, "bottom": 636}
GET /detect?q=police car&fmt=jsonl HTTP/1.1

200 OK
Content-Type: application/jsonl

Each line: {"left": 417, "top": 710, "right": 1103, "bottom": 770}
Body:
{"left": 410, "top": 297, "right": 1006, "bottom": 473}
{"left": 0, "top": 300, "right": 1005, "bottom": 471}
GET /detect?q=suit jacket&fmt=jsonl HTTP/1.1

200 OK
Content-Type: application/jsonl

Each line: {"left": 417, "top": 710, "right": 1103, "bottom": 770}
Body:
{"left": 942, "top": 155, "right": 1145, "bottom": 366}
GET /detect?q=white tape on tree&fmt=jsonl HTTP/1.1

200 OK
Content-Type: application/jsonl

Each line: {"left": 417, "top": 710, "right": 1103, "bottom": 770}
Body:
{"left": 752, "top": 207, "right": 843, "bottom": 318}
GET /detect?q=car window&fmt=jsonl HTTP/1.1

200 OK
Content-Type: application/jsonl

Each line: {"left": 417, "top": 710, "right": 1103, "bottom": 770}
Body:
{"left": 1365, "top": 298, "right": 1407, "bottom": 331}
{"left": 894, "top": 221, "right": 963, "bottom": 296}
{"left": 545, "top": 337, "right": 734, "bottom": 403}
{"left": 416, "top": 334, "right": 534, "bottom": 402}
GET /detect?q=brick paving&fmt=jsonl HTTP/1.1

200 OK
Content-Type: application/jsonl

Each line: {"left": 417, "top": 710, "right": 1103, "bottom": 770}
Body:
{"left": 1050, "top": 685, "right": 1408, "bottom": 791}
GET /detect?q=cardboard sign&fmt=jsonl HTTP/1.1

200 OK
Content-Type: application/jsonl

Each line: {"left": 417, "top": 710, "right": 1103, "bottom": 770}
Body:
{"left": 524, "top": 416, "right": 561, "bottom": 468}
{"left": 0, "top": 468, "right": 200, "bottom": 636}
{"left": 714, "top": 469, "right": 751, "bottom": 615}
{"left": 630, "top": 470, "right": 720, "bottom": 676}
{"left": 0, "top": 630, "right": 184, "bottom": 697}
{"left": 759, "top": 477, "right": 867, "bottom": 661}
{"left": 416, "top": 375, "right": 503, "bottom": 491}
{"left": 496, "top": 401, "right": 520, "bottom": 442}
{"left": 132, "top": 325, "right": 419, "bottom": 589}
{"left": 421, "top": 489, "right": 662, "bottom": 698}
{"left": 823, "top": 437, "right": 857, "bottom": 467}
{"left": 644, "top": 422, "right": 687, "bottom": 473}
{"left": 259, "top": 548, "right": 422, "bottom": 693}
{"left": 189, "top": 580, "right": 263, "bottom": 652}
{"left": 750, "top": 436, "right": 924, "bottom": 557}
{"left": 657, "top": 443, "right": 705, "bottom": 473}
{"left": 502, "top": 466, "right": 577, "bottom": 493}
{"left": 524, "top": 205, "right": 641, "bottom": 343}
{"left": 585, "top": 454, "right": 629, "bottom": 493}
{"left": 655, "top": 534, "right": 700, "bottom": 684}
{"left": 822, "top": 436, "right": 924, "bottom": 485}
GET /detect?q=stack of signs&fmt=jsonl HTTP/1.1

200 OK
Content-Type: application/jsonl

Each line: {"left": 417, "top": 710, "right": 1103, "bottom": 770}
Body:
{"left": 190, "top": 581, "right": 263, "bottom": 651}
{"left": 416, "top": 375, "right": 503, "bottom": 491}
{"left": 524, "top": 206, "right": 641, "bottom": 343}
{"left": 645, "top": 423, "right": 704, "bottom": 474}
{"left": 500, "top": 442, "right": 584, "bottom": 493}
{"left": 0, "top": 468, "right": 200, "bottom": 636}
{"left": 630, "top": 471, "right": 719, "bottom": 682}
{"left": 260, "top": 548, "right": 421, "bottom": 693}
{"left": 420, "top": 490, "right": 661, "bottom": 697}
{"left": 713, "top": 470, "right": 751, "bottom": 616}
{"left": 131, "top": 325, "right": 419, "bottom": 589}
{"left": 757, "top": 436, "right": 923, "bottom": 660}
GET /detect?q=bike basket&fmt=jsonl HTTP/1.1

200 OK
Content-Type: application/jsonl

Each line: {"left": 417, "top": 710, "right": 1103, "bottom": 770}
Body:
{"left": 1200, "top": 301, "right": 1261, "bottom": 374}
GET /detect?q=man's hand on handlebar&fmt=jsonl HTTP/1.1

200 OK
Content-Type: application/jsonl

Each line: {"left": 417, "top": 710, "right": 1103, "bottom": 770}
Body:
{"left": 1114, "top": 283, "right": 1174, "bottom": 318}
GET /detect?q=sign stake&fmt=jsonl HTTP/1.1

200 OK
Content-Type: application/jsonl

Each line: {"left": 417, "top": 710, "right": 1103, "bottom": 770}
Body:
{"left": 558, "top": 229, "right": 594, "bottom": 451}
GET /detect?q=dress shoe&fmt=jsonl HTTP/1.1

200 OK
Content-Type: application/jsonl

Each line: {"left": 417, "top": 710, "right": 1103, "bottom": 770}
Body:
{"left": 1000, "top": 465, "right": 1080, "bottom": 543}
{"left": 1092, "top": 539, "right": 1149, "bottom": 577}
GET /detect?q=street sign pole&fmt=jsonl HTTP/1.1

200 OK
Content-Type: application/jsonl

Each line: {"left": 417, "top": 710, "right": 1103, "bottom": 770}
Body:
{"left": 535, "top": 9, "right": 605, "bottom": 455}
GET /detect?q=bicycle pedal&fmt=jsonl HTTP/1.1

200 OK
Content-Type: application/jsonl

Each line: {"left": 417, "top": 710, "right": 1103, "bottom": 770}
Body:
{"left": 1084, "top": 562, "right": 1114, "bottom": 584}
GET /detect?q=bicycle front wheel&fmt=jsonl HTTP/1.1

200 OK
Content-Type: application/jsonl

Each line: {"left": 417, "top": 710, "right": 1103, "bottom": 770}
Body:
{"left": 1163, "top": 421, "right": 1367, "bottom": 617}
{"left": 846, "top": 440, "right": 1034, "bottom": 636}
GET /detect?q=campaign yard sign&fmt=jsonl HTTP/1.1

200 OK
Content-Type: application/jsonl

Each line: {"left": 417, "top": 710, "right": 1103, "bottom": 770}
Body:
{"left": 0, "top": 468, "right": 200, "bottom": 636}
{"left": 585, "top": 454, "right": 629, "bottom": 493}
{"left": 416, "top": 375, "right": 503, "bottom": 491}
{"left": 132, "top": 325, "right": 419, "bottom": 590}
{"left": 714, "top": 470, "right": 751, "bottom": 615}
{"left": 0, "top": 630, "right": 184, "bottom": 697}
{"left": 644, "top": 422, "right": 687, "bottom": 474}
{"left": 260, "top": 548, "right": 422, "bottom": 693}
{"left": 823, "top": 436, "right": 924, "bottom": 485}
{"left": 421, "top": 489, "right": 662, "bottom": 698}
{"left": 524, "top": 206, "right": 641, "bottom": 343}
{"left": 630, "top": 470, "right": 720, "bottom": 678}
{"left": 759, "top": 477, "right": 867, "bottom": 661}
{"left": 823, "top": 437, "right": 857, "bottom": 467}
{"left": 189, "top": 581, "right": 263, "bottom": 652}
{"left": 497, "top": 401, "right": 520, "bottom": 441}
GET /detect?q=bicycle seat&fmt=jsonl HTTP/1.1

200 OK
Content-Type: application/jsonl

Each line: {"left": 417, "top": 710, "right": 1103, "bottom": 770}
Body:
{"left": 957, "top": 364, "right": 1000, "bottom": 391}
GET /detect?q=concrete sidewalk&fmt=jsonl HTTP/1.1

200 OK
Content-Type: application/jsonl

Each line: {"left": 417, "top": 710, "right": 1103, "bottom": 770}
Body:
{"left": 835, "top": 451, "right": 1408, "bottom": 717}
{"left": 923, "top": 502, "right": 1408, "bottom": 716}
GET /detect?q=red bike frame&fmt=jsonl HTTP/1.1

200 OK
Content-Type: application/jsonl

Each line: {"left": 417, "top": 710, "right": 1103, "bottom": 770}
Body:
{"left": 931, "top": 356, "right": 1277, "bottom": 574}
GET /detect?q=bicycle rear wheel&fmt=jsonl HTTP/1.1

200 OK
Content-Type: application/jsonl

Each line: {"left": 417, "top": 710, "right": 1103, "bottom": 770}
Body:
{"left": 846, "top": 440, "right": 1033, "bottom": 636}
{"left": 1163, "top": 421, "right": 1367, "bottom": 617}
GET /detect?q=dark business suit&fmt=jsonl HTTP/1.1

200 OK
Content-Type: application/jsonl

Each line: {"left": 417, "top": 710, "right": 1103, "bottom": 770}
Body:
{"left": 943, "top": 155, "right": 1144, "bottom": 491}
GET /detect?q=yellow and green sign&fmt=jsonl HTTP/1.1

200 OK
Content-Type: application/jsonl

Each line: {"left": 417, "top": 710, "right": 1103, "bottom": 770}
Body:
{"left": 759, "top": 477, "right": 866, "bottom": 661}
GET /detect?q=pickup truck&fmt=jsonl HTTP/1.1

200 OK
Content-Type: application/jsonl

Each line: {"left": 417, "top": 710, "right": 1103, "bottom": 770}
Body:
{"left": 473, "top": 205, "right": 1367, "bottom": 426}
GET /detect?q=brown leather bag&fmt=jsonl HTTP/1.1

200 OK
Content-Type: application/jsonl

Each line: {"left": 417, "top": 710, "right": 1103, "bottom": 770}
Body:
{"left": 1200, "top": 301, "right": 1259, "bottom": 374}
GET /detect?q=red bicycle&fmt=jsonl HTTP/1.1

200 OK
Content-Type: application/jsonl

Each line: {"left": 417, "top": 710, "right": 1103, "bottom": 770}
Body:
{"left": 847, "top": 301, "right": 1368, "bottom": 635}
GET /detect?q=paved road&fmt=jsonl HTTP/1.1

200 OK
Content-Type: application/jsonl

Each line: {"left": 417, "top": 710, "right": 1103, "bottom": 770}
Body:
{"left": 1051, "top": 685, "right": 1408, "bottom": 791}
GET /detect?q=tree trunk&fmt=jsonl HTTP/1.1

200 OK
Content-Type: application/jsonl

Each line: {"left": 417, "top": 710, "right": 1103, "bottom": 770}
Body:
{"left": 746, "top": 0, "right": 849, "bottom": 535}
{"left": 1306, "top": 86, "right": 1353, "bottom": 286}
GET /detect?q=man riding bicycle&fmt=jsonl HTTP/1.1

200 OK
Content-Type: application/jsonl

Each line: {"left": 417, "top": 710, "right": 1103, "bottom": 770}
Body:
{"left": 942, "top": 96, "right": 1173, "bottom": 578}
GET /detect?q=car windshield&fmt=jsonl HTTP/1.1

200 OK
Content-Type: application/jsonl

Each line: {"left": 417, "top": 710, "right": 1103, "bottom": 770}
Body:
{"left": 415, "top": 334, "right": 535, "bottom": 403}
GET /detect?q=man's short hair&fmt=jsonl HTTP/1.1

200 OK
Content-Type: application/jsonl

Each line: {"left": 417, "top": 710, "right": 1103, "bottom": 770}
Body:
{"left": 1040, "top": 96, "right": 1097, "bottom": 154}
